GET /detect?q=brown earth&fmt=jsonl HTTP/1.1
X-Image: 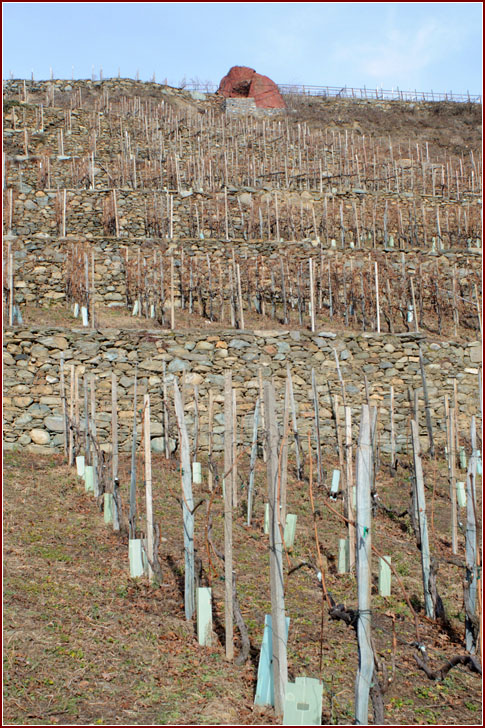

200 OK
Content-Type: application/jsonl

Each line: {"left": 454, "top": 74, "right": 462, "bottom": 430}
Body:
{"left": 3, "top": 447, "right": 482, "bottom": 725}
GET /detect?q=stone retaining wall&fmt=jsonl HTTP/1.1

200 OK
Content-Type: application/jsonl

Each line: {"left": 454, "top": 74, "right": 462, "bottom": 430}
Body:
{"left": 5, "top": 188, "right": 481, "bottom": 259}
{"left": 6, "top": 233, "right": 481, "bottom": 312}
{"left": 3, "top": 326, "right": 481, "bottom": 456}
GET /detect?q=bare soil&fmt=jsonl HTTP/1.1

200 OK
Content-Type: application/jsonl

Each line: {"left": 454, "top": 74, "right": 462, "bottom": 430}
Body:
{"left": 3, "top": 447, "right": 482, "bottom": 725}
{"left": 19, "top": 300, "right": 479, "bottom": 345}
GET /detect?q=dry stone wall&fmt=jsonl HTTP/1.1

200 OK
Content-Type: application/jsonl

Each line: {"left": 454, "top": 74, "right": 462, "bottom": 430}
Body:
{"left": 7, "top": 231, "right": 481, "bottom": 312}
{"left": 3, "top": 326, "right": 481, "bottom": 455}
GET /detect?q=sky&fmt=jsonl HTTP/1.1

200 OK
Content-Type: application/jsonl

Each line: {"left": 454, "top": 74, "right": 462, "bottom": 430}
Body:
{"left": 2, "top": 2, "right": 482, "bottom": 94}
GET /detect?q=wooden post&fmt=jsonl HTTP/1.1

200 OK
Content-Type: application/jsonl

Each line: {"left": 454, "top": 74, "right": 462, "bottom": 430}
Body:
{"left": 274, "top": 192, "right": 280, "bottom": 241}
{"left": 91, "top": 250, "right": 96, "bottom": 331}
{"left": 311, "top": 369, "right": 323, "bottom": 487}
{"left": 68, "top": 364, "right": 75, "bottom": 466}
{"left": 247, "top": 397, "right": 260, "bottom": 527}
{"left": 232, "top": 388, "right": 238, "bottom": 508}
{"left": 59, "top": 356, "right": 68, "bottom": 458}
{"left": 173, "top": 380, "right": 195, "bottom": 620}
{"left": 280, "top": 379, "right": 290, "bottom": 525}
{"left": 224, "top": 372, "right": 234, "bottom": 659}
{"left": 113, "top": 189, "right": 119, "bottom": 238}
{"left": 355, "top": 405, "right": 374, "bottom": 725}
{"left": 280, "top": 257, "right": 288, "bottom": 325}
{"left": 390, "top": 386, "right": 396, "bottom": 471}
{"left": 208, "top": 389, "right": 214, "bottom": 491}
{"left": 83, "top": 375, "right": 90, "bottom": 466}
{"left": 259, "top": 368, "right": 267, "bottom": 463}
{"left": 144, "top": 394, "right": 154, "bottom": 580}
{"left": 333, "top": 393, "right": 345, "bottom": 478}
{"left": 224, "top": 187, "right": 229, "bottom": 240}
{"left": 453, "top": 378, "right": 460, "bottom": 457}
{"left": 419, "top": 345, "right": 435, "bottom": 457}
{"left": 345, "top": 406, "right": 355, "bottom": 570}
{"left": 465, "top": 416, "right": 478, "bottom": 653}
{"left": 264, "top": 381, "right": 287, "bottom": 717}
{"left": 236, "top": 262, "right": 245, "bottom": 329}
{"left": 374, "top": 261, "right": 380, "bottom": 333}
{"left": 112, "top": 372, "right": 120, "bottom": 531}
{"left": 286, "top": 365, "right": 303, "bottom": 480}
{"left": 452, "top": 267, "right": 459, "bottom": 337}
{"left": 474, "top": 283, "right": 482, "bottom": 336}
{"left": 449, "top": 407, "right": 458, "bottom": 555}
{"left": 193, "top": 385, "right": 199, "bottom": 464}
{"left": 159, "top": 361, "right": 168, "bottom": 459}
{"left": 170, "top": 256, "right": 175, "bottom": 329}
{"left": 90, "top": 373, "right": 99, "bottom": 497}
{"left": 411, "top": 420, "right": 434, "bottom": 618}
{"left": 129, "top": 371, "right": 138, "bottom": 539}
{"left": 334, "top": 348, "right": 347, "bottom": 406}
{"left": 309, "top": 258, "right": 316, "bottom": 333}
{"left": 169, "top": 194, "right": 174, "bottom": 239}
{"left": 410, "top": 276, "right": 419, "bottom": 333}
{"left": 62, "top": 189, "right": 66, "bottom": 238}
{"left": 8, "top": 250, "right": 13, "bottom": 327}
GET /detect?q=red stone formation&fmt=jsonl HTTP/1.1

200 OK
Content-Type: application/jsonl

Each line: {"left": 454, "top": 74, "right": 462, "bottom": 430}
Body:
{"left": 216, "top": 66, "right": 285, "bottom": 109}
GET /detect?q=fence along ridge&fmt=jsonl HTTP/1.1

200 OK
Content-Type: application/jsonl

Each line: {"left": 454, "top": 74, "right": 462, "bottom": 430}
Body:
{"left": 3, "top": 76, "right": 481, "bottom": 103}
{"left": 183, "top": 81, "right": 482, "bottom": 104}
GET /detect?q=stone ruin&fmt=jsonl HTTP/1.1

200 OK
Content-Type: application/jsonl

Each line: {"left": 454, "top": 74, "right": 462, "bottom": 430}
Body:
{"left": 216, "top": 65, "right": 285, "bottom": 109}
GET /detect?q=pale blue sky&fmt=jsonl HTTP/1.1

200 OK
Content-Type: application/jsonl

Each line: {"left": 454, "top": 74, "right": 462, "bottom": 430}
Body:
{"left": 2, "top": 2, "right": 482, "bottom": 93}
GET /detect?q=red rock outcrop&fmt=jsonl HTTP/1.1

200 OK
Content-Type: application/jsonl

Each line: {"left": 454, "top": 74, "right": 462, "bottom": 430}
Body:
{"left": 216, "top": 66, "right": 285, "bottom": 109}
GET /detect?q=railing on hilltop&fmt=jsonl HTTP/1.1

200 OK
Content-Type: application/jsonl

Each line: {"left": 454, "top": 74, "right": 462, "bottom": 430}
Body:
{"left": 184, "top": 82, "right": 482, "bottom": 104}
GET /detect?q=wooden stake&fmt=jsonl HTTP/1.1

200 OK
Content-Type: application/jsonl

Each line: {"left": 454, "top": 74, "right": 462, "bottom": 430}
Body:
{"left": 309, "top": 258, "right": 316, "bottom": 333}
{"left": 355, "top": 405, "right": 374, "bottom": 725}
{"left": 162, "top": 361, "right": 170, "bottom": 459}
{"left": 419, "top": 345, "right": 435, "bottom": 457}
{"left": 173, "top": 380, "right": 195, "bottom": 620}
{"left": 129, "top": 371, "right": 138, "bottom": 539}
{"left": 259, "top": 368, "right": 267, "bottom": 463}
{"left": 170, "top": 256, "right": 175, "bottom": 329}
{"left": 465, "top": 416, "right": 478, "bottom": 653}
{"left": 236, "top": 263, "right": 244, "bottom": 329}
{"left": 474, "top": 284, "right": 482, "bottom": 336}
{"left": 144, "top": 394, "right": 154, "bottom": 580}
{"left": 390, "top": 386, "right": 396, "bottom": 471}
{"left": 208, "top": 389, "right": 214, "bottom": 491}
{"left": 247, "top": 396, "right": 260, "bottom": 527}
{"left": 286, "top": 365, "right": 303, "bottom": 480}
{"left": 89, "top": 373, "right": 99, "bottom": 496}
{"left": 232, "top": 388, "right": 238, "bottom": 508}
{"left": 60, "top": 356, "right": 68, "bottom": 458}
{"left": 280, "top": 379, "right": 290, "bottom": 525}
{"left": 264, "top": 380, "right": 287, "bottom": 716}
{"left": 224, "top": 371, "right": 234, "bottom": 660}
{"left": 112, "top": 372, "right": 120, "bottom": 531}
{"left": 374, "top": 261, "right": 380, "bottom": 333}
{"left": 410, "top": 277, "right": 419, "bottom": 333}
{"left": 68, "top": 365, "right": 75, "bottom": 466}
{"left": 345, "top": 406, "right": 355, "bottom": 569}
{"left": 312, "top": 369, "right": 323, "bottom": 487}
{"left": 411, "top": 419, "right": 434, "bottom": 618}
{"left": 449, "top": 407, "right": 458, "bottom": 555}
{"left": 8, "top": 251, "right": 13, "bottom": 327}
{"left": 91, "top": 250, "right": 96, "bottom": 330}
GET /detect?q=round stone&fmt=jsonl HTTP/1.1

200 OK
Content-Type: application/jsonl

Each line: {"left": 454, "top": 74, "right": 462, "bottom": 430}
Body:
{"left": 29, "top": 429, "right": 50, "bottom": 445}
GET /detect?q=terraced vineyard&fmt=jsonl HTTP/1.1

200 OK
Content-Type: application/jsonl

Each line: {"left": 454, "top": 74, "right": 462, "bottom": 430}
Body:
{"left": 3, "top": 77, "right": 482, "bottom": 725}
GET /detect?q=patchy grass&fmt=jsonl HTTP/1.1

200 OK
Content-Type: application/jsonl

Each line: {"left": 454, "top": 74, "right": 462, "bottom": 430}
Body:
{"left": 17, "top": 297, "right": 479, "bottom": 344}
{"left": 3, "top": 449, "right": 482, "bottom": 725}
